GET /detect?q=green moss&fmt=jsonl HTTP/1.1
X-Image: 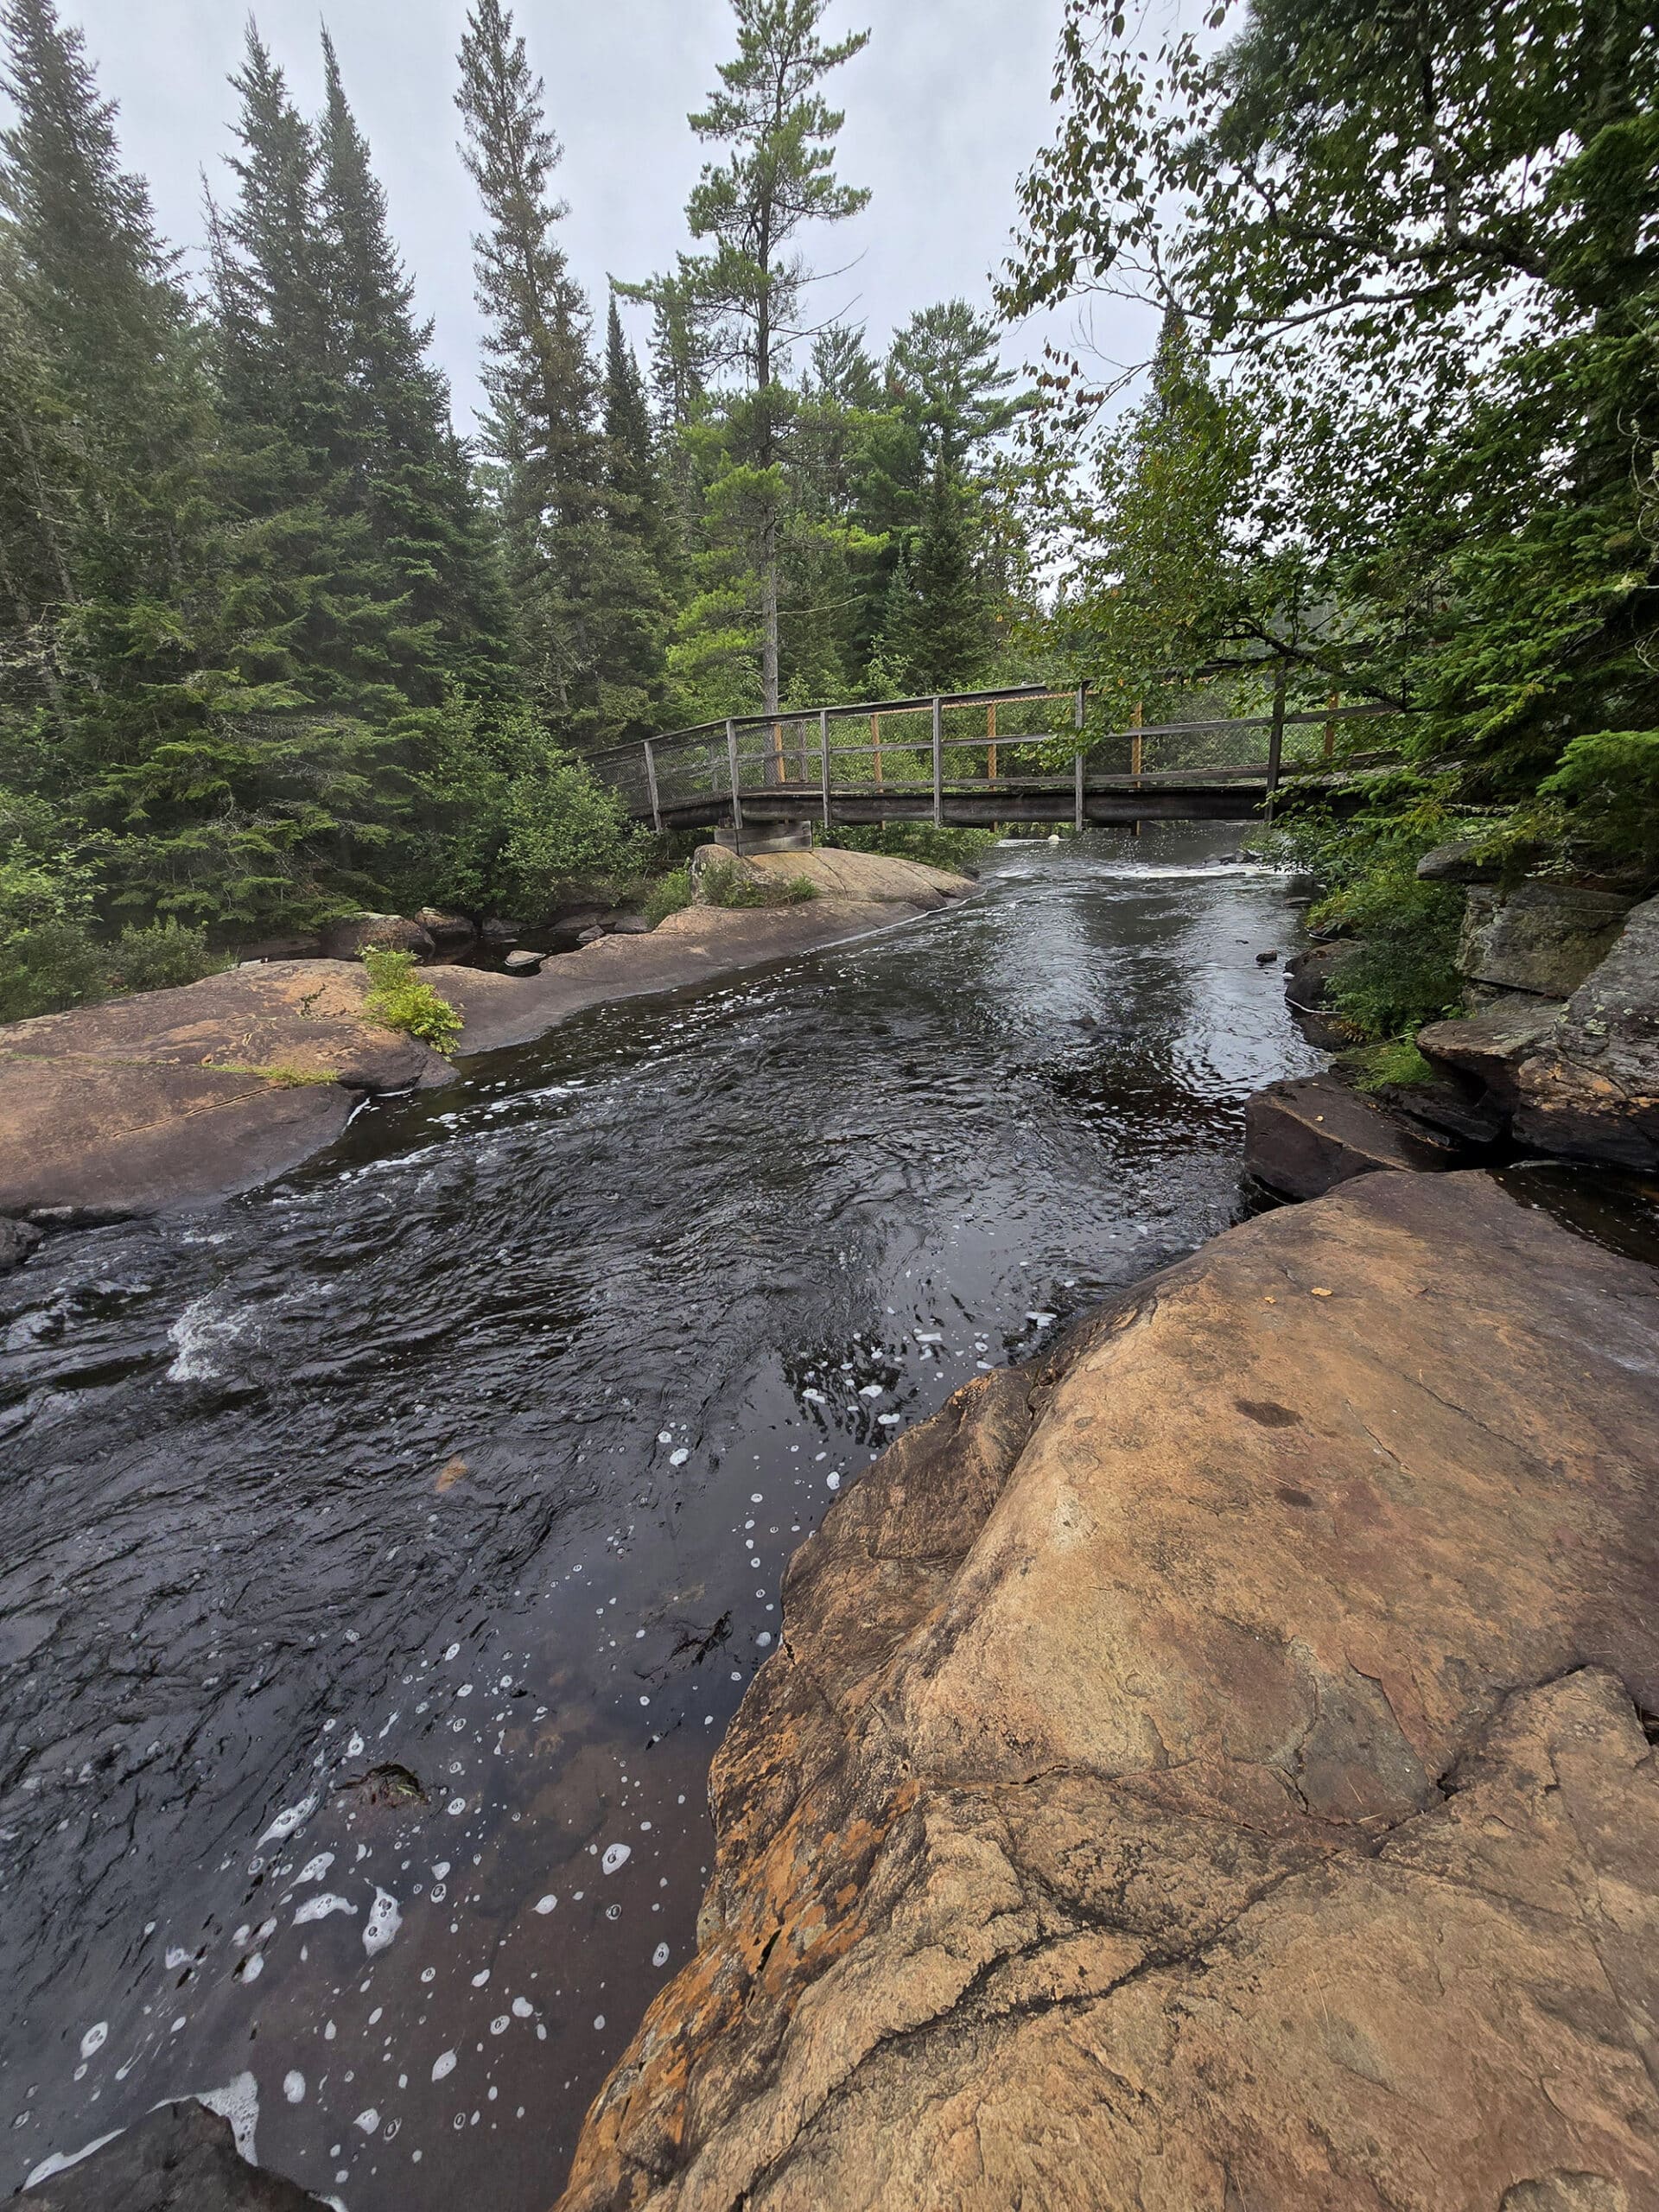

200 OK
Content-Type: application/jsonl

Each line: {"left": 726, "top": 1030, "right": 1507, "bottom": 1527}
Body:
{"left": 359, "top": 946, "right": 463, "bottom": 1056}
{"left": 1347, "top": 1039, "right": 1439, "bottom": 1093}
{"left": 207, "top": 1060, "right": 336, "bottom": 1088}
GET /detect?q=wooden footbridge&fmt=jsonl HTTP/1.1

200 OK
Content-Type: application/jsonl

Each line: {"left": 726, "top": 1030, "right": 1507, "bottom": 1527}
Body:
{"left": 586, "top": 681, "right": 1396, "bottom": 842}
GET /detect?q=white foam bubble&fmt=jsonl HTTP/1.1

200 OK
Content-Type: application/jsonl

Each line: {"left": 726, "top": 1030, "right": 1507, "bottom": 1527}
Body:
{"left": 652, "top": 1943, "right": 671, "bottom": 1967}
{"left": 79, "top": 2022, "right": 107, "bottom": 2060}
{"left": 353, "top": 2107, "right": 379, "bottom": 2134}
{"left": 669, "top": 1447, "right": 690, "bottom": 1467}
{"left": 601, "top": 1844, "right": 632, "bottom": 1875}
{"left": 533, "top": 1895, "right": 557, "bottom": 1915}
{"left": 296, "top": 1853, "right": 334, "bottom": 1885}
{"left": 431, "top": 2050, "right": 457, "bottom": 2082}
{"left": 257, "top": 1795, "right": 318, "bottom": 1850}
{"left": 294, "top": 1893, "right": 357, "bottom": 1926}
{"left": 283, "top": 2072, "right": 306, "bottom": 2105}
{"left": 362, "top": 1889, "right": 402, "bottom": 1956}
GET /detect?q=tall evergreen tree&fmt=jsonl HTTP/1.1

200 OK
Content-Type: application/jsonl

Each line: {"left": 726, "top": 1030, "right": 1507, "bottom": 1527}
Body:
{"left": 639, "top": 0, "right": 870, "bottom": 715}
{"left": 455, "top": 0, "right": 602, "bottom": 726}
{"left": 871, "top": 461, "right": 989, "bottom": 693}
{"left": 315, "top": 26, "right": 512, "bottom": 706}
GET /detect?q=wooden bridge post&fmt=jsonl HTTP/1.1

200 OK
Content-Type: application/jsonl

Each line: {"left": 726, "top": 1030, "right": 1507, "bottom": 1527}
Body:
{"left": 1264, "top": 662, "right": 1287, "bottom": 828}
{"left": 1325, "top": 690, "right": 1338, "bottom": 760}
{"left": 1074, "top": 683, "right": 1088, "bottom": 832}
{"left": 726, "top": 718, "right": 744, "bottom": 842}
{"left": 871, "top": 712, "right": 883, "bottom": 790}
{"left": 820, "top": 708, "right": 831, "bottom": 833}
{"left": 932, "top": 696, "right": 944, "bottom": 829}
{"left": 987, "top": 701, "right": 997, "bottom": 785}
{"left": 643, "top": 738, "right": 663, "bottom": 836}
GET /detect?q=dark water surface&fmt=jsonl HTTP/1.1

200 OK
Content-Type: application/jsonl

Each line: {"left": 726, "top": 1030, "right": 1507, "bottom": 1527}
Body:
{"left": 1, "top": 827, "right": 1320, "bottom": 2205}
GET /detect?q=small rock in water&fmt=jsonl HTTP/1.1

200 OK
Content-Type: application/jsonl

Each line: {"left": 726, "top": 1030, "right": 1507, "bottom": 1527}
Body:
{"left": 503, "top": 950, "right": 544, "bottom": 976}
{"left": 1255, "top": 949, "right": 1280, "bottom": 964}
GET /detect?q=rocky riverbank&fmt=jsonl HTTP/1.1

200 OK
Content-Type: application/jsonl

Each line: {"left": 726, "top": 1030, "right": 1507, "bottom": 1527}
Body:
{"left": 557, "top": 1168, "right": 1659, "bottom": 2211}
{"left": 0, "top": 850, "right": 971, "bottom": 1229}
{"left": 1248, "top": 871, "right": 1659, "bottom": 1199}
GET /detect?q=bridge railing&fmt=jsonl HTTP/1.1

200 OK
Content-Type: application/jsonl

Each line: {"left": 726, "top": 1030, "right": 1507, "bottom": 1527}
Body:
{"left": 585, "top": 682, "right": 1403, "bottom": 830}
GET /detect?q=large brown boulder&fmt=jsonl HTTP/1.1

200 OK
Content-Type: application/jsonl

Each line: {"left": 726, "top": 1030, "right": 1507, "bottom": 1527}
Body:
{"left": 318, "top": 912, "right": 435, "bottom": 961}
{"left": 559, "top": 1172, "right": 1659, "bottom": 2212}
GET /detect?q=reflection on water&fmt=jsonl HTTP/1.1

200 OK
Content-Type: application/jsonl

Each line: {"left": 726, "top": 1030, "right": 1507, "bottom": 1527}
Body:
{"left": 0, "top": 827, "right": 1320, "bottom": 2206}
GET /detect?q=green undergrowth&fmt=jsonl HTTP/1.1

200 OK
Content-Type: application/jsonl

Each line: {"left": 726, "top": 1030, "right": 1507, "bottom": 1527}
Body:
{"left": 0, "top": 919, "right": 231, "bottom": 1024}
{"left": 360, "top": 947, "right": 462, "bottom": 1056}
{"left": 697, "top": 859, "right": 818, "bottom": 910}
{"left": 642, "top": 865, "right": 693, "bottom": 928}
{"left": 207, "top": 1060, "right": 336, "bottom": 1088}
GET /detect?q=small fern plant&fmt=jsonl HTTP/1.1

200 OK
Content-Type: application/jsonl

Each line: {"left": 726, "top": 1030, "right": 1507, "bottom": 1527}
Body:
{"left": 359, "top": 947, "right": 462, "bottom": 1056}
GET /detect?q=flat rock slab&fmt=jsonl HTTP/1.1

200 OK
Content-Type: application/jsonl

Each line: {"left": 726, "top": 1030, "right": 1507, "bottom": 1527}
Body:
{"left": 1244, "top": 1070, "right": 1459, "bottom": 1199}
{"left": 559, "top": 1171, "right": 1659, "bottom": 2212}
{"left": 430, "top": 897, "right": 943, "bottom": 1056}
{"left": 0, "top": 961, "right": 444, "bottom": 1220}
{"left": 23, "top": 2098, "right": 330, "bottom": 2209}
{"left": 1459, "top": 880, "right": 1633, "bottom": 998}
{"left": 730, "top": 849, "right": 972, "bottom": 906}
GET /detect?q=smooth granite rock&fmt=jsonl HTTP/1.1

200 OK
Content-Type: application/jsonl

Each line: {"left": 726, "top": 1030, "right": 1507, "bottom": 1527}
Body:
{"left": 23, "top": 2099, "right": 329, "bottom": 2209}
{"left": 0, "top": 1215, "right": 43, "bottom": 1270}
{"left": 1417, "top": 996, "right": 1567, "bottom": 1109}
{"left": 318, "top": 912, "right": 436, "bottom": 962}
{"left": 558, "top": 1171, "right": 1659, "bottom": 2212}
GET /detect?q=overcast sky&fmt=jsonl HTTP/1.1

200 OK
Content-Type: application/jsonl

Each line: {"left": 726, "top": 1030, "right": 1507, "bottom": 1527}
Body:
{"left": 16, "top": 0, "right": 1163, "bottom": 436}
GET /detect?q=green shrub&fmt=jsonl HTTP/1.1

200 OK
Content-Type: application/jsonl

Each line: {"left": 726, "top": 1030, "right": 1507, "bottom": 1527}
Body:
{"left": 360, "top": 947, "right": 463, "bottom": 1056}
{"left": 697, "top": 857, "right": 819, "bottom": 909}
{"left": 0, "top": 920, "right": 110, "bottom": 1023}
{"left": 642, "top": 865, "right": 693, "bottom": 928}
{"left": 107, "top": 922, "right": 229, "bottom": 995}
{"left": 502, "top": 750, "right": 646, "bottom": 917}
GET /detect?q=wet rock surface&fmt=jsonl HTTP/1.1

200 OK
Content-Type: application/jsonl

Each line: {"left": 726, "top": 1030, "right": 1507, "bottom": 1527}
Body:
{"left": 1243, "top": 1069, "right": 1459, "bottom": 1198}
{"left": 559, "top": 1171, "right": 1659, "bottom": 2212}
{"left": 1513, "top": 891, "right": 1659, "bottom": 1168}
{"left": 22, "top": 2100, "right": 331, "bottom": 2209}
{"left": 1458, "top": 880, "right": 1633, "bottom": 1000}
{"left": 1, "top": 1215, "right": 43, "bottom": 1270}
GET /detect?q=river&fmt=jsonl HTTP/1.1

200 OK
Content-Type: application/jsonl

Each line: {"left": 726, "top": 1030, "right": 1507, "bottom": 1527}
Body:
{"left": 0, "top": 824, "right": 1322, "bottom": 2207}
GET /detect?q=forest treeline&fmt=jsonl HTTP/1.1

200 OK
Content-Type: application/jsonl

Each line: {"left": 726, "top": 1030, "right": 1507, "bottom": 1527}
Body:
{"left": 0, "top": 0, "right": 1031, "bottom": 1012}
{"left": 3, "top": 0, "right": 1656, "bottom": 1048}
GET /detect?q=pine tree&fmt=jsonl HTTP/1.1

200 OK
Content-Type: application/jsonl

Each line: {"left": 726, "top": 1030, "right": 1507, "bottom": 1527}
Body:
{"left": 640, "top": 0, "right": 870, "bottom": 715}
{"left": 455, "top": 0, "right": 601, "bottom": 726}
{"left": 872, "top": 463, "right": 988, "bottom": 694}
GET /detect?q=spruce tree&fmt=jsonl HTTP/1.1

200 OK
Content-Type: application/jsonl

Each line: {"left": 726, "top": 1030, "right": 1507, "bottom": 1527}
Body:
{"left": 872, "top": 463, "right": 988, "bottom": 694}
{"left": 455, "top": 0, "right": 601, "bottom": 726}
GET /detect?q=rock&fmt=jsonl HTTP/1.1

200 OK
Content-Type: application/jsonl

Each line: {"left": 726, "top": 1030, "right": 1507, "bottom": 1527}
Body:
{"left": 1415, "top": 836, "right": 1508, "bottom": 883}
{"left": 0, "top": 961, "right": 449, "bottom": 1217}
{"left": 1282, "top": 940, "right": 1349, "bottom": 1011}
{"left": 559, "top": 1172, "right": 1659, "bottom": 2212}
{"left": 716, "top": 846, "right": 975, "bottom": 907}
{"left": 1379, "top": 1076, "right": 1507, "bottom": 1149}
{"left": 1418, "top": 997, "right": 1566, "bottom": 1112}
{"left": 578, "top": 925, "right": 607, "bottom": 945}
{"left": 480, "top": 917, "right": 523, "bottom": 948}
{"left": 503, "top": 949, "right": 545, "bottom": 976}
{"left": 1244, "top": 1071, "right": 1462, "bottom": 1200}
{"left": 1510, "top": 890, "right": 1659, "bottom": 1168}
{"left": 1458, "top": 880, "right": 1633, "bottom": 1000}
{"left": 0, "top": 1216, "right": 43, "bottom": 1272}
{"left": 610, "top": 916, "right": 652, "bottom": 935}
{"left": 318, "top": 912, "right": 435, "bottom": 963}
{"left": 414, "top": 906, "right": 476, "bottom": 948}
{"left": 1255, "top": 947, "right": 1280, "bottom": 964}
{"left": 23, "top": 2096, "right": 331, "bottom": 2208}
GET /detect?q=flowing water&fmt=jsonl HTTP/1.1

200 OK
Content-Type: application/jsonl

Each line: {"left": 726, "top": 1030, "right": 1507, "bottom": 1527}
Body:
{"left": 0, "top": 825, "right": 1322, "bottom": 2207}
